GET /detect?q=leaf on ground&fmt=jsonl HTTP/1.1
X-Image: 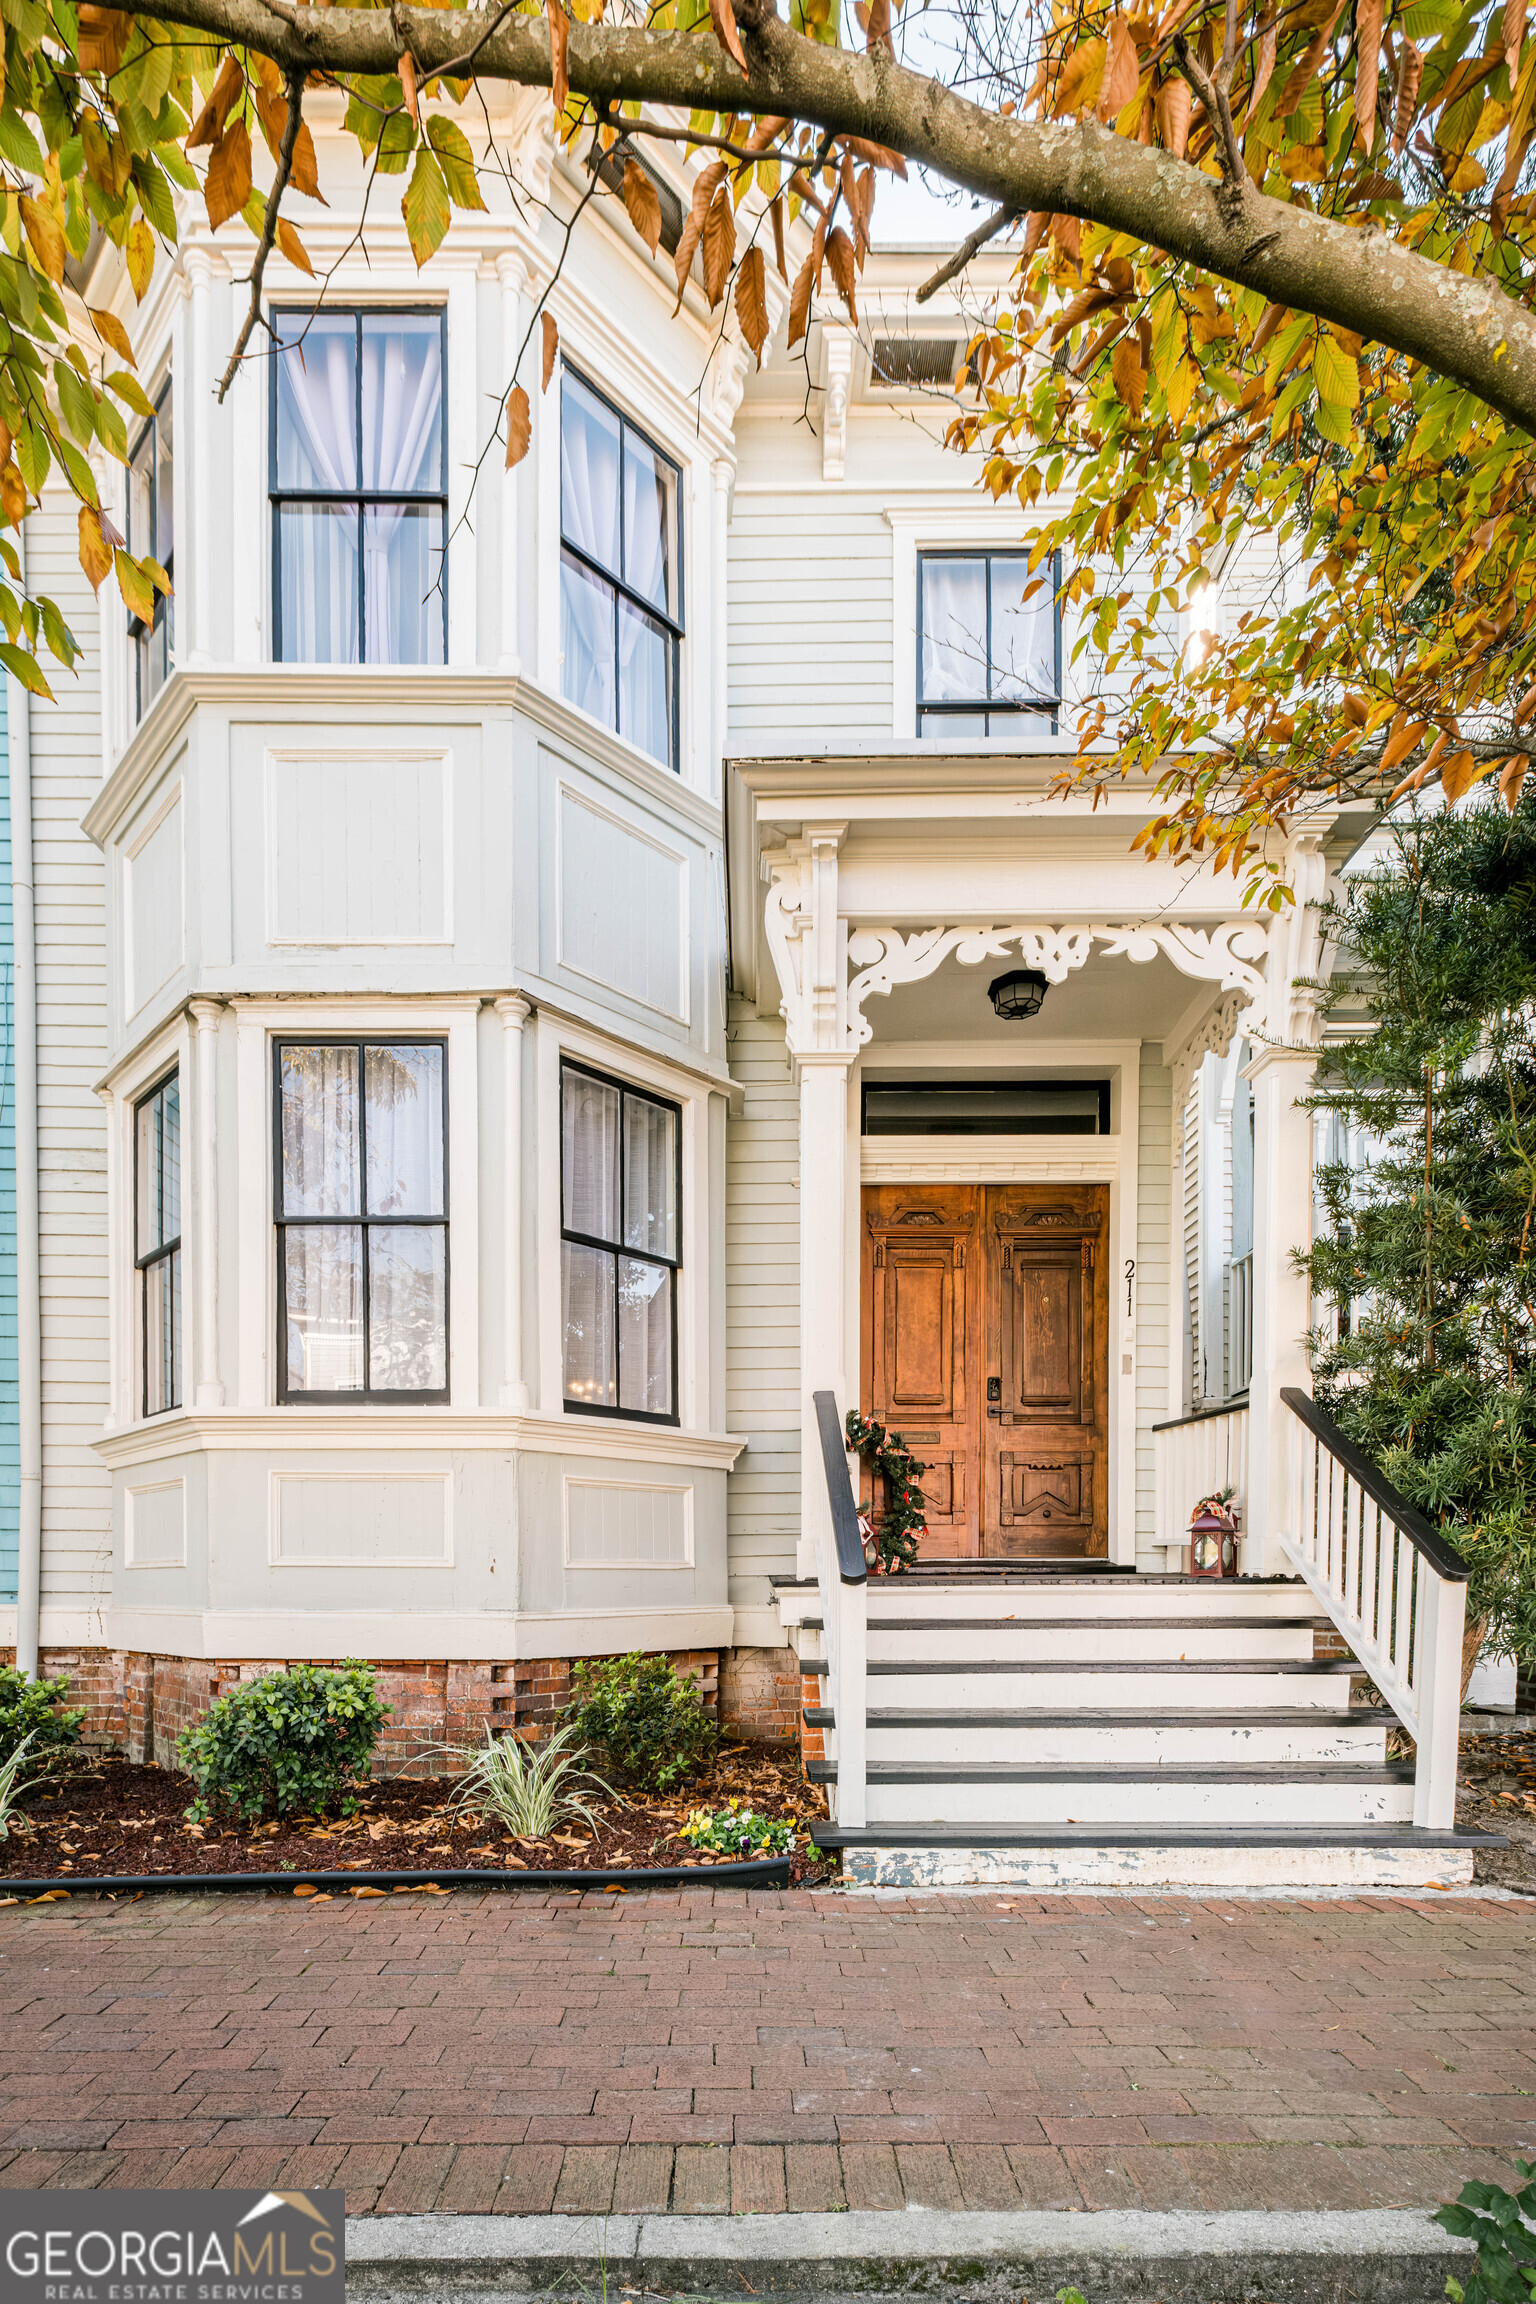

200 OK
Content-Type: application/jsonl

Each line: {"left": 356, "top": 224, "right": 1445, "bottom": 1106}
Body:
{"left": 735, "top": 243, "right": 768, "bottom": 361}
{"left": 505, "top": 381, "right": 531, "bottom": 468}
{"left": 204, "top": 119, "right": 252, "bottom": 233}
{"left": 622, "top": 157, "right": 662, "bottom": 253}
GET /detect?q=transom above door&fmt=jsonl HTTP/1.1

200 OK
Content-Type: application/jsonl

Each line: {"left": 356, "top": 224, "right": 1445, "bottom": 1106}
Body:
{"left": 860, "top": 1183, "right": 1109, "bottom": 1558}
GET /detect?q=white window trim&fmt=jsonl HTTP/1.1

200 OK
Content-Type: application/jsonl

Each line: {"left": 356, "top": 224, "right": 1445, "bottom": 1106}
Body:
{"left": 232, "top": 994, "right": 481, "bottom": 1411}
{"left": 885, "top": 506, "right": 1078, "bottom": 746}
{"left": 536, "top": 1009, "right": 709, "bottom": 1435}
{"left": 103, "top": 1012, "right": 192, "bottom": 1437}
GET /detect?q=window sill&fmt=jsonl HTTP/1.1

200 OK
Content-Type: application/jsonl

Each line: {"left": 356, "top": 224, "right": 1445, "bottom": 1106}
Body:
{"left": 92, "top": 1404, "right": 745, "bottom": 1471}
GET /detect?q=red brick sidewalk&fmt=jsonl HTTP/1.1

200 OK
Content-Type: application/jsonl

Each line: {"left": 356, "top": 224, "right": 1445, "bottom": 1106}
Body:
{"left": 1, "top": 1887, "right": 1532, "bottom": 2215}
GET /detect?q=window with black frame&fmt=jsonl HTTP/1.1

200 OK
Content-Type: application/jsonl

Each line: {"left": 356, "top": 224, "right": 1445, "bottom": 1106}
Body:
{"left": 271, "top": 309, "right": 447, "bottom": 666}
{"left": 135, "top": 1072, "right": 181, "bottom": 1417}
{"left": 559, "top": 369, "right": 682, "bottom": 770}
{"left": 275, "top": 1040, "right": 448, "bottom": 1402}
{"left": 561, "top": 1062, "right": 679, "bottom": 1422}
{"left": 917, "top": 550, "right": 1059, "bottom": 736}
{"left": 127, "top": 382, "right": 173, "bottom": 717}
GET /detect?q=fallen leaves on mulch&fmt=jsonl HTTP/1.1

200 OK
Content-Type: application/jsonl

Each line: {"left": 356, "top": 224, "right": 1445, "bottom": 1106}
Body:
{"left": 1458, "top": 1730, "right": 1536, "bottom": 1893}
{"left": 0, "top": 1741, "right": 835, "bottom": 1891}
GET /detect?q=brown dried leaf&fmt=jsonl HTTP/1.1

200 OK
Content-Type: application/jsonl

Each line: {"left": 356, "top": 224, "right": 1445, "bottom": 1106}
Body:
{"left": 787, "top": 250, "right": 813, "bottom": 345}
{"left": 78, "top": 505, "right": 113, "bottom": 593}
{"left": 276, "top": 218, "right": 314, "bottom": 277}
{"left": 735, "top": 242, "right": 768, "bottom": 361}
{"left": 1110, "top": 329, "right": 1145, "bottom": 416}
{"left": 1273, "top": 0, "right": 1345, "bottom": 120}
{"left": 541, "top": 309, "right": 559, "bottom": 392}
{"left": 77, "top": 4, "right": 133, "bottom": 75}
{"left": 204, "top": 119, "right": 252, "bottom": 234}
{"left": 1500, "top": 755, "right": 1529, "bottom": 809}
{"left": 187, "top": 55, "right": 244, "bottom": 149}
{"left": 1507, "top": 0, "right": 1526, "bottom": 81}
{"left": 1248, "top": 11, "right": 1278, "bottom": 123}
{"left": 1392, "top": 37, "right": 1422, "bottom": 152}
{"left": 87, "top": 305, "right": 135, "bottom": 367}
{"left": 866, "top": 0, "right": 892, "bottom": 51}
{"left": 505, "top": 383, "right": 532, "bottom": 468}
{"left": 701, "top": 184, "right": 736, "bottom": 307}
{"left": 708, "top": 0, "right": 747, "bottom": 71}
{"left": 0, "top": 461, "right": 25, "bottom": 528}
{"left": 1354, "top": 0, "right": 1382, "bottom": 152}
{"left": 1439, "top": 747, "right": 1484, "bottom": 803}
{"left": 1378, "top": 715, "right": 1428, "bottom": 773}
{"left": 770, "top": 192, "right": 787, "bottom": 280}
{"left": 825, "top": 223, "right": 858, "bottom": 321}
{"left": 1055, "top": 37, "right": 1107, "bottom": 117}
{"left": 546, "top": 0, "right": 569, "bottom": 113}
{"left": 1099, "top": 15, "right": 1141, "bottom": 120}
{"left": 623, "top": 159, "right": 662, "bottom": 254}
{"left": 672, "top": 159, "right": 726, "bottom": 308}
{"left": 400, "top": 50, "right": 420, "bottom": 125}
{"left": 1155, "top": 74, "right": 1191, "bottom": 154}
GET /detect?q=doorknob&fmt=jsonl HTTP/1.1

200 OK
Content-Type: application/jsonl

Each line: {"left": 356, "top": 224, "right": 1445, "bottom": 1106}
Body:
{"left": 986, "top": 1375, "right": 1001, "bottom": 1420}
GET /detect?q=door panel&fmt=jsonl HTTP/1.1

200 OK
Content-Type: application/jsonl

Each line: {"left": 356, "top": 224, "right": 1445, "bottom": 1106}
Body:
{"left": 862, "top": 1188, "right": 981, "bottom": 1556}
{"left": 860, "top": 1181, "right": 1108, "bottom": 1560}
{"left": 984, "top": 1188, "right": 1109, "bottom": 1558}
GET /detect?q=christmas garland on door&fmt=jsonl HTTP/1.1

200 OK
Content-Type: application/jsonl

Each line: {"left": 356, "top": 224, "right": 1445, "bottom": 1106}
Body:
{"left": 845, "top": 1410, "right": 927, "bottom": 1573}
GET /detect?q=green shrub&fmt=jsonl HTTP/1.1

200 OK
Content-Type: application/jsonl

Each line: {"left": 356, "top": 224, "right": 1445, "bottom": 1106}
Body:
{"left": 1439, "top": 2160, "right": 1536, "bottom": 2304}
{"left": 0, "top": 1667, "right": 85, "bottom": 1771}
{"left": 563, "top": 1652, "right": 716, "bottom": 1793}
{"left": 178, "top": 1661, "right": 388, "bottom": 1824}
{"left": 678, "top": 1802, "right": 801, "bottom": 1857}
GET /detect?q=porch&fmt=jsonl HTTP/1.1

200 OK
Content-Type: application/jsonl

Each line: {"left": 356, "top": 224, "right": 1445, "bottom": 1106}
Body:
{"left": 725, "top": 753, "right": 1492, "bottom": 1884}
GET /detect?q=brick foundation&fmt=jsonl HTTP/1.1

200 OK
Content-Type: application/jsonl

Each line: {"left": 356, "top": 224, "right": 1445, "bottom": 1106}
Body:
{"left": 12, "top": 1643, "right": 801, "bottom": 1773}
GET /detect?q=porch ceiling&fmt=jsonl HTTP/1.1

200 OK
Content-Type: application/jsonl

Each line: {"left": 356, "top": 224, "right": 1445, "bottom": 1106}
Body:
{"left": 860, "top": 944, "right": 1198, "bottom": 1052}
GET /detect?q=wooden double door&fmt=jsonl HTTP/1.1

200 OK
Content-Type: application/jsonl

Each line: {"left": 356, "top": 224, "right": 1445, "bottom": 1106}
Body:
{"left": 860, "top": 1184, "right": 1109, "bottom": 1558}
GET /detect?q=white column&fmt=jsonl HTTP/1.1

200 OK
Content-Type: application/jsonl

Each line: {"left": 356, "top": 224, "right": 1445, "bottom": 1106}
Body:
{"left": 1244, "top": 1044, "right": 1317, "bottom": 1573}
{"left": 797, "top": 1052, "right": 854, "bottom": 1579}
{"left": 496, "top": 995, "right": 532, "bottom": 1410}
{"left": 190, "top": 998, "right": 225, "bottom": 1407}
{"left": 497, "top": 251, "right": 528, "bottom": 674}
{"left": 711, "top": 457, "right": 730, "bottom": 800}
{"left": 100, "top": 1087, "right": 122, "bottom": 1431}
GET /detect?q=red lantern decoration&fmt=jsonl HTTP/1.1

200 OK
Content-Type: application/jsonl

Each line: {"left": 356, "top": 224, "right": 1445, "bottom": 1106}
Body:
{"left": 1188, "top": 1494, "right": 1238, "bottom": 1578}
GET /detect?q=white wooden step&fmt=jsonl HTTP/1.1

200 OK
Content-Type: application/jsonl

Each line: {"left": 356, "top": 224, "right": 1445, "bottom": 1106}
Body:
{"left": 843, "top": 1768, "right": 1415, "bottom": 1828}
{"left": 853, "top": 1708, "right": 1389, "bottom": 1766}
{"left": 812, "top": 1659, "right": 1357, "bottom": 1710}
{"left": 816, "top": 1828, "right": 1490, "bottom": 1890}
{"left": 774, "top": 1576, "right": 1318, "bottom": 1628}
{"left": 841, "top": 1620, "right": 1322, "bottom": 1662}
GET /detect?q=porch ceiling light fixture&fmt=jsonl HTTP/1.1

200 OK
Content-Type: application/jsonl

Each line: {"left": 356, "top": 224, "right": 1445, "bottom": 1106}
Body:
{"left": 988, "top": 968, "right": 1049, "bottom": 1021}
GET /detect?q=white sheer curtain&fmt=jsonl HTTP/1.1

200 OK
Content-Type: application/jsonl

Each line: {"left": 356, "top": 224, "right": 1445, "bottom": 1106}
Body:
{"left": 369, "top": 1226, "right": 446, "bottom": 1390}
{"left": 276, "top": 317, "right": 359, "bottom": 662}
{"left": 285, "top": 1227, "right": 363, "bottom": 1393}
{"left": 281, "top": 1047, "right": 359, "bottom": 1214}
{"left": 560, "top": 375, "right": 621, "bottom": 731}
{"left": 560, "top": 553, "right": 616, "bottom": 730}
{"left": 921, "top": 558, "right": 988, "bottom": 703}
{"left": 562, "top": 1070, "right": 621, "bottom": 1406}
{"left": 622, "top": 1094, "right": 675, "bottom": 1257}
{"left": 365, "top": 1045, "right": 444, "bottom": 1216}
{"left": 618, "top": 1258, "right": 671, "bottom": 1415}
{"left": 361, "top": 320, "right": 444, "bottom": 664}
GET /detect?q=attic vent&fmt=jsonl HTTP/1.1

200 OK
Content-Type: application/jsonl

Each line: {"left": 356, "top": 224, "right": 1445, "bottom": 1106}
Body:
{"left": 870, "top": 335, "right": 964, "bottom": 389}
{"left": 595, "top": 144, "right": 686, "bottom": 258}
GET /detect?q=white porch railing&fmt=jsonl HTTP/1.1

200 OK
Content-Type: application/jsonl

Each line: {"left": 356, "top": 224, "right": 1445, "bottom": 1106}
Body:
{"left": 811, "top": 1391, "right": 868, "bottom": 1827}
{"left": 1281, "top": 1387, "right": 1469, "bottom": 1830}
{"left": 1153, "top": 1400, "right": 1250, "bottom": 1552}
{"left": 1226, "top": 1252, "right": 1254, "bottom": 1396}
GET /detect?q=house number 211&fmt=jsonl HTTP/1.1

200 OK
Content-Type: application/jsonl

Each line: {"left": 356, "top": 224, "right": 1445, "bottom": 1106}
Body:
{"left": 1124, "top": 1259, "right": 1135, "bottom": 1319}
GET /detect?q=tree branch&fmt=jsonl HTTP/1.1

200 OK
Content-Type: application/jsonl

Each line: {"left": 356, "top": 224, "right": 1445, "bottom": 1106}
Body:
{"left": 217, "top": 64, "right": 305, "bottom": 402}
{"left": 95, "top": 0, "right": 1536, "bottom": 435}
{"left": 915, "top": 201, "right": 1018, "bottom": 302}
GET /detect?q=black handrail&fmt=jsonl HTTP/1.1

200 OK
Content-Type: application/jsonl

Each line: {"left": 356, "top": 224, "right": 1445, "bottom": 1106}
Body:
{"left": 1280, "top": 1387, "right": 1469, "bottom": 1583}
{"left": 1152, "top": 1398, "right": 1250, "bottom": 1433}
{"left": 813, "top": 1389, "right": 868, "bottom": 1586}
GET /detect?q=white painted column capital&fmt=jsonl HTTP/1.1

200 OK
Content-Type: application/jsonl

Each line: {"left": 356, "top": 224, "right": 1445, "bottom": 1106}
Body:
{"left": 495, "top": 994, "right": 534, "bottom": 1410}
{"left": 190, "top": 997, "right": 226, "bottom": 1407}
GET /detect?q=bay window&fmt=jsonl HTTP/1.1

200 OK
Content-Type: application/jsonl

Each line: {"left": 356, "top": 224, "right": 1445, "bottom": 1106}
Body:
{"left": 135, "top": 1072, "right": 181, "bottom": 1417}
{"left": 918, "top": 550, "right": 1058, "bottom": 735}
{"left": 276, "top": 1040, "right": 448, "bottom": 1402}
{"left": 559, "top": 369, "right": 682, "bottom": 770}
{"left": 127, "top": 382, "right": 173, "bottom": 717}
{"left": 561, "top": 1061, "right": 679, "bottom": 1422}
{"left": 271, "top": 308, "right": 447, "bottom": 665}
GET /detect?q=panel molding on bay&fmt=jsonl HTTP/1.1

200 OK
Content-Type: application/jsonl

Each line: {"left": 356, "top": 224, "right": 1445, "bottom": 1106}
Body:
{"left": 265, "top": 749, "right": 453, "bottom": 947}
{"left": 556, "top": 780, "right": 688, "bottom": 1021}
{"left": 269, "top": 1470, "right": 454, "bottom": 1566}
{"left": 124, "top": 785, "right": 184, "bottom": 1017}
{"left": 125, "top": 1477, "right": 187, "bottom": 1568}
{"left": 563, "top": 1476, "right": 694, "bottom": 1568}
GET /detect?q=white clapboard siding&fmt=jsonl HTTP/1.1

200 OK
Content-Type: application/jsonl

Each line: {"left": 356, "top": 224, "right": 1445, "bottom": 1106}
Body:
{"left": 1135, "top": 1055, "right": 1173, "bottom": 1565}
{"left": 724, "top": 1003, "right": 800, "bottom": 1604}
{"left": 1182, "top": 1069, "right": 1202, "bottom": 1409}
{"left": 727, "top": 497, "right": 894, "bottom": 744}
{"left": 28, "top": 493, "right": 110, "bottom": 1614}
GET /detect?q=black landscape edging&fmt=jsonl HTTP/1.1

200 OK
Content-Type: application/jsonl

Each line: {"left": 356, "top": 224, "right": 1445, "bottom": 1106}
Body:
{"left": 0, "top": 1854, "right": 794, "bottom": 1899}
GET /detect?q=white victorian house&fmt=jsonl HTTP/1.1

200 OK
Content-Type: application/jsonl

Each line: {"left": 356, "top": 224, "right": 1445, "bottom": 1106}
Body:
{"left": 0, "top": 92, "right": 1492, "bottom": 1887}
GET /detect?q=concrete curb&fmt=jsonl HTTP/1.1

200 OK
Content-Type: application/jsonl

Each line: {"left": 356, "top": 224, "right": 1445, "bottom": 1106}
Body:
{"left": 344, "top": 2205, "right": 1474, "bottom": 2303}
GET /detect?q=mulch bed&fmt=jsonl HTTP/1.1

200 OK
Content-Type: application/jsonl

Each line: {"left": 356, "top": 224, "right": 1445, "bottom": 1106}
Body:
{"left": 0, "top": 1739, "right": 836, "bottom": 1890}
{"left": 1458, "top": 1728, "right": 1536, "bottom": 1893}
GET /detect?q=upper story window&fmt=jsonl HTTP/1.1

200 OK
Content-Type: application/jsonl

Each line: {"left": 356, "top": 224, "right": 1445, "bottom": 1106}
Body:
{"left": 276, "top": 1040, "right": 448, "bottom": 1402}
{"left": 135, "top": 1071, "right": 181, "bottom": 1417}
{"left": 127, "top": 382, "right": 173, "bottom": 718}
{"left": 918, "top": 550, "right": 1058, "bottom": 736}
{"left": 561, "top": 1061, "right": 679, "bottom": 1423}
{"left": 559, "top": 369, "right": 682, "bottom": 771}
{"left": 271, "top": 309, "right": 446, "bottom": 667}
